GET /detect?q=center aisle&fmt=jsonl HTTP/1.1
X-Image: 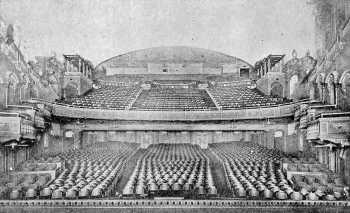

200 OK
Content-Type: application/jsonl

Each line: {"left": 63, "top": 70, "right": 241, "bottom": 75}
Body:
{"left": 204, "top": 148, "right": 232, "bottom": 198}
{"left": 114, "top": 149, "right": 145, "bottom": 195}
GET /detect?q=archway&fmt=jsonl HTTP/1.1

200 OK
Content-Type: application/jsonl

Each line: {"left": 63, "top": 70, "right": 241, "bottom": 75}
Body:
{"left": 326, "top": 74, "right": 336, "bottom": 105}
{"left": 7, "top": 72, "right": 19, "bottom": 105}
{"left": 64, "top": 82, "right": 79, "bottom": 98}
{"left": 316, "top": 73, "right": 325, "bottom": 102}
{"left": 340, "top": 71, "right": 350, "bottom": 110}
{"left": 270, "top": 82, "right": 283, "bottom": 98}
{"left": 289, "top": 75, "right": 298, "bottom": 98}
{"left": 273, "top": 130, "right": 284, "bottom": 151}
{"left": 313, "top": 82, "right": 320, "bottom": 100}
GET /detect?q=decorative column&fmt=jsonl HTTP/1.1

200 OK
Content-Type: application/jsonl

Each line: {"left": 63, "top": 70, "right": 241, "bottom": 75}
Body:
{"left": 0, "top": 82, "right": 9, "bottom": 108}
{"left": 320, "top": 83, "right": 326, "bottom": 103}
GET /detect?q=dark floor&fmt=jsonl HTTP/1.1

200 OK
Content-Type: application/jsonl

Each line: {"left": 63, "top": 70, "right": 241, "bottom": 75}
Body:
{"left": 204, "top": 149, "right": 232, "bottom": 197}
{"left": 114, "top": 149, "right": 145, "bottom": 194}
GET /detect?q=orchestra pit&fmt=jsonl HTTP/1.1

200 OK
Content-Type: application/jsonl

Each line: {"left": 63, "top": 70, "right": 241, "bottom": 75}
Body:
{"left": 2, "top": 1, "right": 350, "bottom": 212}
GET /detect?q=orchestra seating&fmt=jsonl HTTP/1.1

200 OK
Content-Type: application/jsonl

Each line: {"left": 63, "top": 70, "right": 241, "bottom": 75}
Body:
{"left": 0, "top": 173, "right": 52, "bottom": 200}
{"left": 207, "top": 84, "right": 285, "bottom": 109}
{"left": 64, "top": 85, "right": 141, "bottom": 109}
{"left": 131, "top": 87, "right": 217, "bottom": 111}
{"left": 0, "top": 142, "right": 138, "bottom": 200}
{"left": 41, "top": 142, "right": 138, "bottom": 199}
{"left": 210, "top": 142, "right": 347, "bottom": 200}
{"left": 282, "top": 157, "right": 348, "bottom": 201}
{"left": 122, "top": 144, "right": 217, "bottom": 198}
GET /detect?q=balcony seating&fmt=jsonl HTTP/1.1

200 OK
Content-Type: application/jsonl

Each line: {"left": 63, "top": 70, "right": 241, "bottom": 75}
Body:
{"left": 131, "top": 87, "right": 217, "bottom": 111}
{"left": 207, "top": 84, "right": 285, "bottom": 109}
{"left": 64, "top": 85, "right": 141, "bottom": 110}
{"left": 122, "top": 144, "right": 217, "bottom": 198}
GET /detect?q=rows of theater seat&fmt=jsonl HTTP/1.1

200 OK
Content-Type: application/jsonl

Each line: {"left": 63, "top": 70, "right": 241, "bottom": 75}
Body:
{"left": 211, "top": 142, "right": 347, "bottom": 200}
{"left": 207, "top": 85, "right": 284, "bottom": 109}
{"left": 283, "top": 157, "right": 347, "bottom": 201}
{"left": 0, "top": 142, "right": 138, "bottom": 199}
{"left": 0, "top": 156, "right": 62, "bottom": 199}
{"left": 123, "top": 144, "right": 217, "bottom": 198}
{"left": 65, "top": 85, "right": 141, "bottom": 110}
{"left": 131, "top": 87, "right": 217, "bottom": 111}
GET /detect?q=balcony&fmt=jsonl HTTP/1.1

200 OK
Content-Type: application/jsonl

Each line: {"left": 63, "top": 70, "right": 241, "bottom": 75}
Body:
{"left": 0, "top": 112, "right": 35, "bottom": 144}
{"left": 307, "top": 112, "right": 350, "bottom": 146}
{"left": 45, "top": 101, "right": 303, "bottom": 121}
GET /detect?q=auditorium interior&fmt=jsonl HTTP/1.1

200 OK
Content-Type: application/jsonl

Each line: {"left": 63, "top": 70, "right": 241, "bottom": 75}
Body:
{"left": 2, "top": 0, "right": 350, "bottom": 212}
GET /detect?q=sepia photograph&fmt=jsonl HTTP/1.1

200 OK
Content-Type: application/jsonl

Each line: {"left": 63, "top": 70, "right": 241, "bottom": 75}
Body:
{"left": 0, "top": 0, "right": 349, "bottom": 212}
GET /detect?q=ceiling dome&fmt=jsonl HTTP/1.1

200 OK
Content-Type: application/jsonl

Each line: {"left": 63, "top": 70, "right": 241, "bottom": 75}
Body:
{"left": 96, "top": 46, "right": 252, "bottom": 70}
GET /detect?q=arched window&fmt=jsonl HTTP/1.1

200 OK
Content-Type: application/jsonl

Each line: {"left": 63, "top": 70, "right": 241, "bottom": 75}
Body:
{"left": 340, "top": 71, "right": 350, "bottom": 110}
{"left": 343, "top": 72, "right": 350, "bottom": 97}
{"left": 326, "top": 74, "right": 336, "bottom": 104}
{"left": 64, "top": 82, "right": 78, "bottom": 98}
{"left": 270, "top": 82, "right": 283, "bottom": 97}
{"left": 314, "top": 82, "right": 320, "bottom": 100}
{"left": 289, "top": 75, "right": 298, "bottom": 98}
{"left": 7, "top": 73, "right": 19, "bottom": 105}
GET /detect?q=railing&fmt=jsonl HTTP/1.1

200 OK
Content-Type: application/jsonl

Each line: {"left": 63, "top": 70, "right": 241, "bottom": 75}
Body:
{"left": 47, "top": 101, "right": 303, "bottom": 121}
{"left": 126, "top": 88, "right": 143, "bottom": 110}
{"left": 0, "top": 199, "right": 348, "bottom": 208}
{"left": 204, "top": 88, "right": 220, "bottom": 110}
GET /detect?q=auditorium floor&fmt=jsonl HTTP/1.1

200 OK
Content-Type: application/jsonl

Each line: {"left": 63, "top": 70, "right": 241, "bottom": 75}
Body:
{"left": 114, "top": 149, "right": 145, "bottom": 194}
{"left": 204, "top": 149, "right": 232, "bottom": 197}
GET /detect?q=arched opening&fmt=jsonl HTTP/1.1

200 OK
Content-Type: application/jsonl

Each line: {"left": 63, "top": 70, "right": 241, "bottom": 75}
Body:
{"left": 64, "top": 82, "right": 78, "bottom": 98}
{"left": 30, "top": 84, "right": 39, "bottom": 99}
{"left": 273, "top": 130, "right": 284, "bottom": 151}
{"left": 289, "top": 75, "right": 298, "bottom": 98}
{"left": 326, "top": 74, "right": 336, "bottom": 105}
{"left": 270, "top": 82, "right": 283, "bottom": 98}
{"left": 341, "top": 71, "right": 350, "bottom": 110}
{"left": 314, "top": 82, "right": 320, "bottom": 100}
{"left": 7, "top": 73, "right": 19, "bottom": 105}
{"left": 7, "top": 82, "right": 16, "bottom": 105}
